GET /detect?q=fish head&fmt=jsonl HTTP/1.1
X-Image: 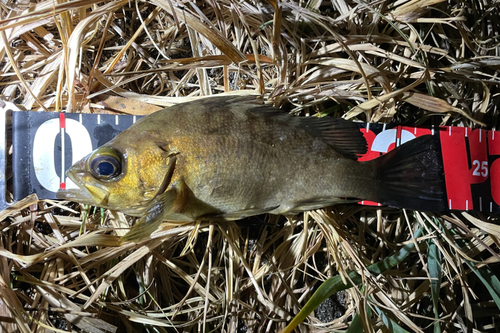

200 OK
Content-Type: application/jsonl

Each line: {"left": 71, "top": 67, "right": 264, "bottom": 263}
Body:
{"left": 57, "top": 134, "right": 176, "bottom": 215}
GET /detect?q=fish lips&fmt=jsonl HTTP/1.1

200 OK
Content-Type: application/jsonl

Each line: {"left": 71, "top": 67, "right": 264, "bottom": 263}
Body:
{"left": 56, "top": 187, "right": 95, "bottom": 204}
{"left": 56, "top": 167, "right": 108, "bottom": 206}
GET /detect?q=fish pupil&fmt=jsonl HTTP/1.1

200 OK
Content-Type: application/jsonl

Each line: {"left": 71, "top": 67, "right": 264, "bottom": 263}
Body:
{"left": 97, "top": 161, "right": 115, "bottom": 176}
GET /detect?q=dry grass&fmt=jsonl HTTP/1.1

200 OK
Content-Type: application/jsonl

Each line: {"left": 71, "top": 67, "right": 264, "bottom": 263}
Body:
{"left": 0, "top": 0, "right": 499, "bottom": 332}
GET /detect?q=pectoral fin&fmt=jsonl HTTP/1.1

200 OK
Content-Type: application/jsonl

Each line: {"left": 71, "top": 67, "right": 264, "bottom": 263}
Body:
{"left": 121, "top": 180, "right": 188, "bottom": 242}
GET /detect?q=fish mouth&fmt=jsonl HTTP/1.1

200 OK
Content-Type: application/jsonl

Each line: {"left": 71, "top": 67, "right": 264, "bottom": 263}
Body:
{"left": 56, "top": 168, "right": 107, "bottom": 206}
{"left": 56, "top": 187, "right": 95, "bottom": 204}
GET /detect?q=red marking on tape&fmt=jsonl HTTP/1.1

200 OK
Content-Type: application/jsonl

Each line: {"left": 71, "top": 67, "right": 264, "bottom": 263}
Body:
{"left": 60, "top": 183, "right": 65, "bottom": 190}
{"left": 440, "top": 127, "right": 469, "bottom": 210}
{"left": 491, "top": 161, "right": 500, "bottom": 206}
{"left": 358, "top": 129, "right": 380, "bottom": 162}
{"left": 440, "top": 127, "right": 488, "bottom": 210}
{"left": 59, "top": 112, "right": 65, "bottom": 128}
{"left": 490, "top": 131, "right": 500, "bottom": 155}
{"left": 489, "top": 131, "right": 500, "bottom": 205}
{"left": 404, "top": 126, "right": 432, "bottom": 137}
{"left": 361, "top": 200, "right": 382, "bottom": 206}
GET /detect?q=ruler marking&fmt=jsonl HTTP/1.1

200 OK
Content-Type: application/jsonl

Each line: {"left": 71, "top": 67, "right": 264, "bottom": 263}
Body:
{"left": 396, "top": 126, "right": 402, "bottom": 147}
{"left": 60, "top": 113, "right": 66, "bottom": 190}
{"left": 115, "top": 115, "right": 119, "bottom": 125}
{"left": 97, "top": 114, "right": 101, "bottom": 124}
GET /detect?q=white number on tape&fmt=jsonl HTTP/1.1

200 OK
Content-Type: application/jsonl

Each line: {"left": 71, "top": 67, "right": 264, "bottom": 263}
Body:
{"left": 472, "top": 160, "right": 488, "bottom": 178}
{"left": 33, "top": 118, "right": 92, "bottom": 191}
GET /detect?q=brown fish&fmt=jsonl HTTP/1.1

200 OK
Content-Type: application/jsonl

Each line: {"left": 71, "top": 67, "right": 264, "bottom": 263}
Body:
{"left": 57, "top": 96, "right": 445, "bottom": 241}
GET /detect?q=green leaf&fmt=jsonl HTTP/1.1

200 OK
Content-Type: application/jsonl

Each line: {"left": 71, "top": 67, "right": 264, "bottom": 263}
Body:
{"left": 475, "top": 264, "right": 500, "bottom": 298}
{"left": 345, "top": 313, "right": 364, "bottom": 333}
{"left": 374, "top": 304, "right": 411, "bottom": 333}
{"left": 464, "top": 261, "right": 500, "bottom": 309}
{"left": 279, "top": 227, "right": 423, "bottom": 333}
{"left": 427, "top": 220, "right": 443, "bottom": 333}
{"left": 451, "top": 228, "right": 500, "bottom": 310}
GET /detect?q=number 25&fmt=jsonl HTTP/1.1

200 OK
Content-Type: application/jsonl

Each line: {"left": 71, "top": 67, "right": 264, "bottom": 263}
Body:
{"left": 472, "top": 160, "right": 488, "bottom": 177}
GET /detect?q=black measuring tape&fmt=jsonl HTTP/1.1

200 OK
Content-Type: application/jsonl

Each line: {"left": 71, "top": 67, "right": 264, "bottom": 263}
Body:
{"left": 1, "top": 105, "right": 499, "bottom": 213}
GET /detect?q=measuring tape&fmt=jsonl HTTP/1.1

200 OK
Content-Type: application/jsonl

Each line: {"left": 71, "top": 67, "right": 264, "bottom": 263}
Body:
{"left": 357, "top": 123, "right": 499, "bottom": 212}
{"left": 0, "top": 105, "right": 498, "bottom": 213}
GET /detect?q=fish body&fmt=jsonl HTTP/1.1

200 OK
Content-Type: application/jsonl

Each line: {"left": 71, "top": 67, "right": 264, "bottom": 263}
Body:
{"left": 57, "top": 96, "right": 445, "bottom": 240}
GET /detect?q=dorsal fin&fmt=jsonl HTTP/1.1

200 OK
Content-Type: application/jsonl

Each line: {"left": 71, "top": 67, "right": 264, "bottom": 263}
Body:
{"left": 287, "top": 116, "right": 367, "bottom": 160}
{"left": 205, "top": 96, "right": 367, "bottom": 160}
{"left": 244, "top": 102, "right": 367, "bottom": 160}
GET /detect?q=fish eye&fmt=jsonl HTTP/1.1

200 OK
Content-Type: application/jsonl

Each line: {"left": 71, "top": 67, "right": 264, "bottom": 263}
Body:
{"left": 88, "top": 148, "right": 123, "bottom": 181}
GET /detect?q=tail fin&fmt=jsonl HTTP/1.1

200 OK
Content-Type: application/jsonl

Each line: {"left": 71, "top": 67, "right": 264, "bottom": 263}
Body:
{"left": 370, "top": 135, "right": 446, "bottom": 212}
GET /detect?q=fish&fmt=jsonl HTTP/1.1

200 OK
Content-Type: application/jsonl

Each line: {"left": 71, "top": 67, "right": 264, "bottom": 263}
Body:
{"left": 56, "top": 95, "right": 446, "bottom": 241}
